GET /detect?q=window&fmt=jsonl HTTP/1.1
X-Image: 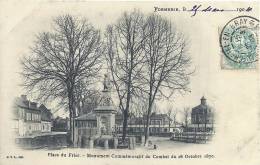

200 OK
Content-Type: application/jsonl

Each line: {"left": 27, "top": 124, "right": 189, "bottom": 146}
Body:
{"left": 32, "top": 114, "right": 40, "bottom": 121}
{"left": 164, "top": 128, "right": 168, "bottom": 132}
{"left": 156, "top": 128, "right": 159, "bottom": 133}
{"left": 151, "top": 128, "right": 155, "bottom": 132}
{"left": 26, "top": 113, "right": 32, "bottom": 121}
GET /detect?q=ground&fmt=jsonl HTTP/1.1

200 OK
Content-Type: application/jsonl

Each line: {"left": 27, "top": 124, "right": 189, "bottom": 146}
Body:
{"left": 144, "top": 136, "right": 183, "bottom": 149}
{"left": 136, "top": 136, "right": 206, "bottom": 151}
{"left": 40, "top": 136, "right": 211, "bottom": 151}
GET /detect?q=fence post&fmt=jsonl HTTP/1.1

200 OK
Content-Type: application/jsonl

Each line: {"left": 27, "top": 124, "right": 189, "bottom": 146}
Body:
{"left": 194, "top": 128, "right": 197, "bottom": 143}
{"left": 74, "top": 127, "right": 78, "bottom": 147}
{"left": 89, "top": 138, "right": 94, "bottom": 149}
{"left": 133, "top": 137, "right": 136, "bottom": 149}
{"left": 129, "top": 137, "right": 134, "bottom": 150}
{"left": 104, "top": 139, "right": 109, "bottom": 149}
{"left": 113, "top": 138, "right": 118, "bottom": 149}
{"left": 141, "top": 136, "right": 145, "bottom": 145}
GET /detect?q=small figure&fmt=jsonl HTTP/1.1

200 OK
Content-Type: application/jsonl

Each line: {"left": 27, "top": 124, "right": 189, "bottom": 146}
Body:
{"left": 153, "top": 144, "right": 157, "bottom": 150}
{"left": 103, "top": 74, "right": 111, "bottom": 90}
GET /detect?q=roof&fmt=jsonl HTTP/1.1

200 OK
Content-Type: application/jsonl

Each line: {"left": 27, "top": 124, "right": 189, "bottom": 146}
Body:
{"left": 201, "top": 96, "right": 206, "bottom": 100}
{"left": 54, "top": 116, "right": 68, "bottom": 121}
{"left": 150, "top": 113, "right": 171, "bottom": 120}
{"left": 13, "top": 96, "right": 55, "bottom": 121}
{"left": 75, "top": 112, "right": 97, "bottom": 121}
{"left": 192, "top": 104, "right": 212, "bottom": 114}
{"left": 39, "top": 104, "right": 52, "bottom": 121}
{"left": 141, "top": 113, "right": 172, "bottom": 121}
{"left": 14, "top": 97, "right": 40, "bottom": 111}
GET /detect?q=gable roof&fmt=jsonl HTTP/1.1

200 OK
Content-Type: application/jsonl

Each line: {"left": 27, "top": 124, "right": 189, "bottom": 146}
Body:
{"left": 75, "top": 112, "right": 97, "bottom": 121}
{"left": 192, "top": 104, "right": 213, "bottom": 114}
{"left": 39, "top": 104, "right": 52, "bottom": 121}
{"left": 14, "top": 97, "right": 40, "bottom": 111}
{"left": 150, "top": 113, "right": 172, "bottom": 120}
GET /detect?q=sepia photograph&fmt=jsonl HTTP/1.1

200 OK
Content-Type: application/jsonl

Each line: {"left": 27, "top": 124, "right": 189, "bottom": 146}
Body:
{"left": 0, "top": 1, "right": 259, "bottom": 165}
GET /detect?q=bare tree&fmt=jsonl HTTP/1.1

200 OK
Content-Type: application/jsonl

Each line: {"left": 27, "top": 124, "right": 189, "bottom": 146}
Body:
{"left": 75, "top": 87, "right": 101, "bottom": 116}
{"left": 104, "top": 10, "right": 145, "bottom": 142}
{"left": 141, "top": 14, "right": 193, "bottom": 144}
{"left": 173, "top": 109, "right": 179, "bottom": 127}
{"left": 131, "top": 97, "right": 149, "bottom": 132}
{"left": 183, "top": 107, "right": 191, "bottom": 128}
{"left": 168, "top": 108, "right": 178, "bottom": 127}
{"left": 166, "top": 106, "right": 173, "bottom": 131}
{"left": 21, "top": 14, "right": 103, "bottom": 144}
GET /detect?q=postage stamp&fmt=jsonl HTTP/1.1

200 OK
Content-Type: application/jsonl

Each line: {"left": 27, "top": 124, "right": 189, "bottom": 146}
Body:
{"left": 220, "top": 16, "right": 259, "bottom": 69}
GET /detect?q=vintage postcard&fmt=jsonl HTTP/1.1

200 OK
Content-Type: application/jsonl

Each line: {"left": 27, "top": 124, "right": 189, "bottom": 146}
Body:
{"left": 0, "top": 1, "right": 259, "bottom": 165}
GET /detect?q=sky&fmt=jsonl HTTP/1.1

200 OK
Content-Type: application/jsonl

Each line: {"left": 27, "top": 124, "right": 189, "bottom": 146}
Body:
{"left": 0, "top": 1, "right": 257, "bottom": 120}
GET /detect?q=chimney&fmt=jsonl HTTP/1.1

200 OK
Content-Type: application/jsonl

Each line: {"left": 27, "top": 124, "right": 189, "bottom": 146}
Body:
{"left": 21, "top": 95, "right": 27, "bottom": 101}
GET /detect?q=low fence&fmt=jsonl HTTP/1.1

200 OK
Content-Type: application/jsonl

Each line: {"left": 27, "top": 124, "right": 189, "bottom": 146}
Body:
{"left": 15, "top": 132, "right": 68, "bottom": 149}
{"left": 115, "top": 130, "right": 172, "bottom": 138}
{"left": 75, "top": 136, "right": 136, "bottom": 150}
{"left": 149, "top": 132, "right": 172, "bottom": 137}
{"left": 77, "top": 128, "right": 98, "bottom": 137}
{"left": 170, "top": 132, "right": 214, "bottom": 143}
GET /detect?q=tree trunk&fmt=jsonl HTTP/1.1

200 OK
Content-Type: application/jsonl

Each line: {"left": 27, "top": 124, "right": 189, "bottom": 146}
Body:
{"left": 69, "top": 109, "right": 73, "bottom": 144}
{"left": 144, "top": 104, "right": 152, "bottom": 145}
{"left": 67, "top": 83, "right": 76, "bottom": 146}
{"left": 144, "top": 115, "right": 150, "bottom": 146}
{"left": 122, "top": 76, "right": 132, "bottom": 142}
{"left": 168, "top": 121, "right": 170, "bottom": 133}
{"left": 68, "top": 99, "right": 74, "bottom": 145}
{"left": 122, "top": 108, "right": 129, "bottom": 142}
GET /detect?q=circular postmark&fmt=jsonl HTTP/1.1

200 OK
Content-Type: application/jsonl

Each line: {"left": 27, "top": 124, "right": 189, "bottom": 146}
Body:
{"left": 220, "top": 16, "right": 259, "bottom": 64}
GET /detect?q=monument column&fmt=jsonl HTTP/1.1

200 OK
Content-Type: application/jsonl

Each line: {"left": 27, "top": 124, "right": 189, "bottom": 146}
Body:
{"left": 94, "top": 74, "right": 116, "bottom": 137}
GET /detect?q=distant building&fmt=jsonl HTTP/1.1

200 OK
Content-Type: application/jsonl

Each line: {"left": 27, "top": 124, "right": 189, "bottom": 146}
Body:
{"left": 185, "top": 96, "right": 215, "bottom": 132}
{"left": 191, "top": 96, "right": 214, "bottom": 125}
{"left": 39, "top": 104, "right": 52, "bottom": 132}
{"left": 115, "top": 112, "right": 180, "bottom": 136}
{"left": 149, "top": 113, "right": 173, "bottom": 133}
{"left": 13, "top": 95, "right": 41, "bottom": 136}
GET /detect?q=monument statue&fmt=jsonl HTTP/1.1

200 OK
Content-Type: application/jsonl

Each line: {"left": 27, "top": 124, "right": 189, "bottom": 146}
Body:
{"left": 103, "top": 73, "right": 111, "bottom": 91}
{"left": 99, "top": 73, "right": 113, "bottom": 106}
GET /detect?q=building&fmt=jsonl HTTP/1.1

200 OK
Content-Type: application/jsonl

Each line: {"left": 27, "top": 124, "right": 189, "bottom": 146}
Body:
{"left": 13, "top": 95, "right": 67, "bottom": 149}
{"left": 13, "top": 95, "right": 41, "bottom": 136}
{"left": 39, "top": 104, "right": 52, "bottom": 132}
{"left": 170, "top": 97, "right": 215, "bottom": 143}
{"left": 189, "top": 96, "right": 215, "bottom": 132}
{"left": 191, "top": 96, "right": 214, "bottom": 125}
{"left": 115, "top": 112, "right": 180, "bottom": 136}
{"left": 149, "top": 113, "right": 173, "bottom": 133}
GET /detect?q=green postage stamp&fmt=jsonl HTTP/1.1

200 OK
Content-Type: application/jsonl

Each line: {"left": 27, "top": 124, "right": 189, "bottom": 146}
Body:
{"left": 220, "top": 16, "right": 259, "bottom": 69}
